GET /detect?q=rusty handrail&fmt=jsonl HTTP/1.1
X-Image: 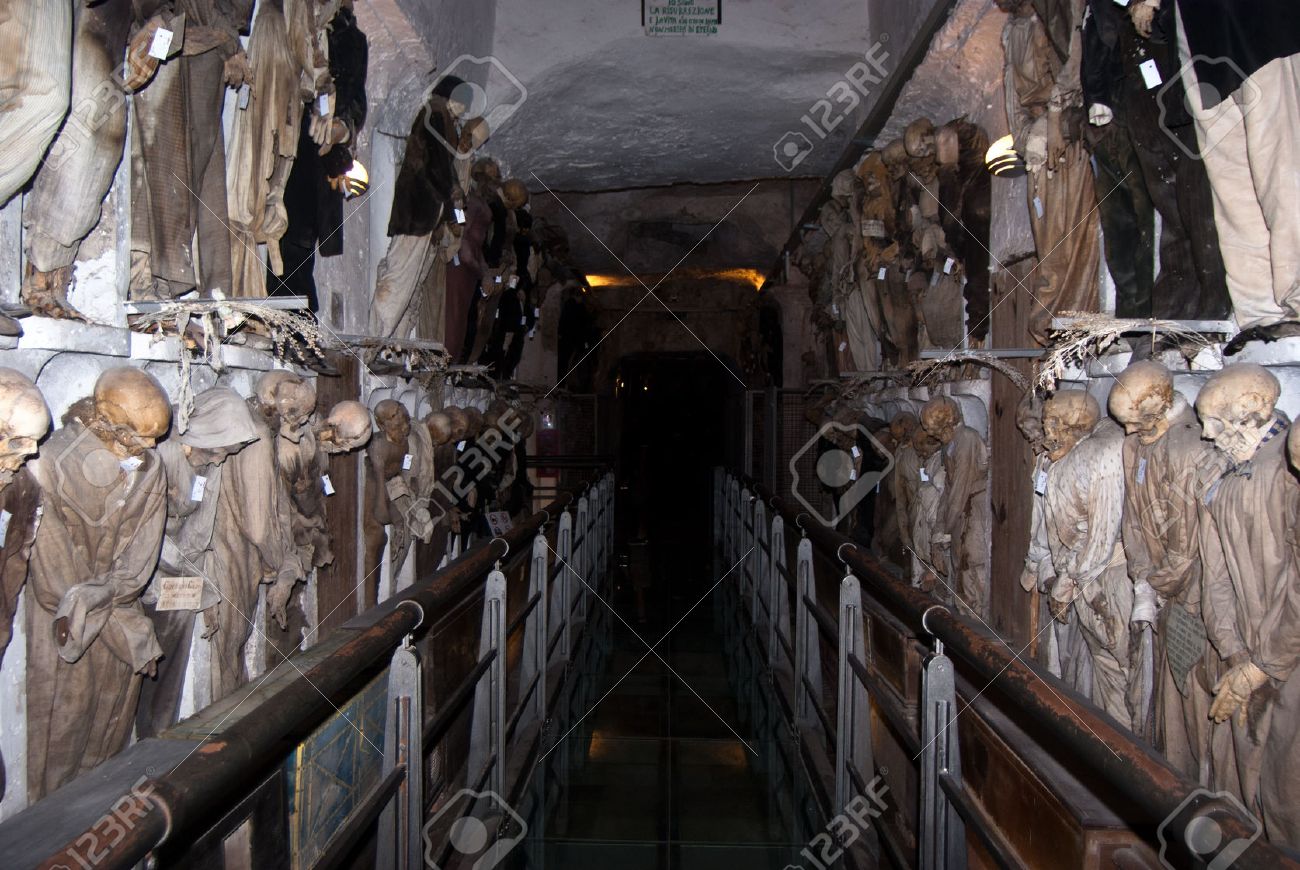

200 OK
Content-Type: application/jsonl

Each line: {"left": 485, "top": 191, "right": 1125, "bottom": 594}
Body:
{"left": 22, "top": 487, "right": 584, "bottom": 870}
{"left": 738, "top": 472, "right": 1296, "bottom": 870}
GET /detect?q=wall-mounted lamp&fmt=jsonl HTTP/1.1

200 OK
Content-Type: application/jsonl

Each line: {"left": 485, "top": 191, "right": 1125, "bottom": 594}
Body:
{"left": 984, "top": 135, "right": 1025, "bottom": 178}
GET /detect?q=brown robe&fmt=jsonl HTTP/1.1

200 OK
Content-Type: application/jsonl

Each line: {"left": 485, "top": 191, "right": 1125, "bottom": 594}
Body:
{"left": 362, "top": 430, "right": 408, "bottom": 609}
{"left": 27, "top": 423, "right": 166, "bottom": 799}
{"left": 939, "top": 425, "right": 990, "bottom": 618}
{"left": 1002, "top": 3, "right": 1100, "bottom": 344}
{"left": 1121, "top": 397, "right": 1224, "bottom": 778}
{"left": 1200, "top": 425, "right": 1300, "bottom": 847}
{"left": 0, "top": 469, "right": 41, "bottom": 798}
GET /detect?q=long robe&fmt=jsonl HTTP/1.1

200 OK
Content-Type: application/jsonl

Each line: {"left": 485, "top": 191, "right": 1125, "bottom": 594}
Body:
{"left": 939, "top": 425, "right": 990, "bottom": 618}
{"left": 1045, "top": 420, "right": 1133, "bottom": 728}
{"left": 1003, "top": 5, "right": 1100, "bottom": 344}
{"left": 26, "top": 424, "right": 166, "bottom": 799}
{"left": 0, "top": 469, "right": 41, "bottom": 798}
{"left": 914, "top": 448, "right": 946, "bottom": 588}
{"left": 1200, "top": 425, "right": 1300, "bottom": 847}
{"left": 1120, "top": 396, "right": 1224, "bottom": 779}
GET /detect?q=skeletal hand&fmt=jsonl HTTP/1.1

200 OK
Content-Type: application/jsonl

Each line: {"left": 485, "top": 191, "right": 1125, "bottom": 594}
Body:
{"left": 1210, "top": 661, "right": 1269, "bottom": 726}
{"left": 1131, "top": 1, "right": 1158, "bottom": 39}
{"left": 223, "top": 50, "right": 253, "bottom": 89}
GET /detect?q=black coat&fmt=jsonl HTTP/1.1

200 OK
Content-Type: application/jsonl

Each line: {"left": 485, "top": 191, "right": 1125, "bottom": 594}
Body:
{"left": 387, "top": 99, "right": 459, "bottom": 237}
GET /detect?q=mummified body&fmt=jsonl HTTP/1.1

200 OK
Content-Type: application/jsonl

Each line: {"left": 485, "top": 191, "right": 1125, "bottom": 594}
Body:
{"left": 26, "top": 368, "right": 170, "bottom": 799}
{"left": 1110, "top": 361, "right": 1223, "bottom": 775}
{"left": 1196, "top": 365, "right": 1300, "bottom": 847}
{"left": 921, "top": 397, "right": 989, "bottom": 617}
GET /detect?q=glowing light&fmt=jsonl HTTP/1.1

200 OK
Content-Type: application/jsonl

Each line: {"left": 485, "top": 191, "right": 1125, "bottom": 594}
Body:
{"left": 341, "top": 159, "right": 369, "bottom": 198}
{"left": 985, "top": 135, "right": 1025, "bottom": 178}
{"left": 582, "top": 268, "right": 767, "bottom": 291}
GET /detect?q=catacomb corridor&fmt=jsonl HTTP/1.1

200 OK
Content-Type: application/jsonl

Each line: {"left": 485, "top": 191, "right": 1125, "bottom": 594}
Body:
{"left": 0, "top": 0, "right": 1298, "bottom": 868}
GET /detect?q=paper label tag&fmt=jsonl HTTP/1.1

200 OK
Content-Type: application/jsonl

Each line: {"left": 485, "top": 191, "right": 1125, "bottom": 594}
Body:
{"left": 238, "top": 83, "right": 251, "bottom": 110}
{"left": 486, "top": 510, "right": 514, "bottom": 537}
{"left": 850, "top": 445, "right": 861, "bottom": 458}
{"left": 509, "top": 275, "right": 519, "bottom": 288}
{"left": 453, "top": 253, "right": 460, "bottom": 266}
{"left": 848, "top": 468, "right": 858, "bottom": 481}
{"left": 454, "top": 208, "right": 467, "bottom": 224}
{"left": 930, "top": 271, "right": 940, "bottom": 287}
{"left": 157, "top": 576, "right": 205, "bottom": 611}
{"left": 1113, "top": 0, "right": 1130, "bottom": 7}
{"left": 831, "top": 302, "right": 839, "bottom": 315}
{"left": 402, "top": 454, "right": 413, "bottom": 471}
{"left": 494, "top": 275, "right": 503, "bottom": 284}
{"left": 321, "top": 474, "right": 335, "bottom": 496}
{"left": 494, "top": 308, "right": 500, "bottom": 319}
{"left": 1136, "top": 457, "right": 1147, "bottom": 485}
{"left": 920, "top": 467, "right": 930, "bottom": 482}
{"left": 878, "top": 266, "right": 887, "bottom": 280}
{"left": 528, "top": 327, "right": 536, "bottom": 339}
{"left": 943, "top": 257, "right": 955, "bottom": 274}
{"left": 533, "top": 306, "right": 541, "bottom": 317}
{"left": 838, "top": 341, "right": 847, "bottom": 352}
{"left": 1035, "top": 469, "right": 1048, "bottom": 495}
{"left": 317, "top": 93, "right": 330, "bottom": 115}
{"left": 0, "top": 509, "right": 10, "bottom": 547}
{"left": 148, "top": 28, "right": 173, "bottom": 60}
{"left": 1138, "top": 58, "right": 1162, "bottom": 89}
{"left": 1033, "top": 196, "right": 1044, "bottom": 218}
{"left": 120, "top": 456, "right": 142, "bottom": 473}
{"left": 519, "top": 315, "right": 527, "bottom": 326}
{"left": 190, "top": 475, "right": 208, "bottom": 502}
{"left": 457, "top": 440, "right": 467, "bottom": 452}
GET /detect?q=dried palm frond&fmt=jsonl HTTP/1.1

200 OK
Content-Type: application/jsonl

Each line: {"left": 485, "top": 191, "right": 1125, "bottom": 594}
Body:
{"left": 907, "top": 352, "right": 1032, "bottom": 392}
{"left": 1038, "top": 314, "right": 1218, "bottom": 389}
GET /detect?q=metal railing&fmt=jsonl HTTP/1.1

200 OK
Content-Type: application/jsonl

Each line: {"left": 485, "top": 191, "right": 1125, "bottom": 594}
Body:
{"left": 714, "top": 468, "right": 1296, "bottom": 870}
{"left": 4, "top": 472, "right": 616, "bottom": 870}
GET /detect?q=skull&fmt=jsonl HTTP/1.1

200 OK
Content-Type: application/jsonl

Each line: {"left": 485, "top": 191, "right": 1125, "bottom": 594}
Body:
{"left": 920, "top": 396, "right": 962, "bottom": 445}
{"left": 255, "top": 371, "right": 316, "bottom": 442}
{"left": 445, "top": 407, "right": 469, "bottom": 442}
{"left": 913, "top": 427, "right": 942, "bottom": 461}
{"left": 830, "top": 169, "right": 860, "bottom": 202}
{"left": 889, "top": 412, "right": 918, "bottom": 449}
{"left": 0, "top": 368, "right": 50, "bottom": 477}
{"left": 462, "top": 407, "right": 484, "bottom": 439}
{"left": 904, "top": 118, "right": 936, "bottom": 160}
{"left": 1108, "top": 360, "right": 1175, "bottom": 445}
{"left": 317, "top": 400, "right": 372, "bottom": 454}
{"left": 483, "top": 400, "right": 511, "bottom": 430}
{"left": 1195, "top": 364, "right": 1281, "bottom": 464}
{"left": 501, "top": 179, "right": 529, "bottom": 210}
{"left": 1016, "top": 391, "right": 1046, "bottom": 455}
{"left": 374, "top": 400, "right": 411, "bottom": 446}
{"left": 936, "top": 123, "right": 961, "bottom": 167}
{"left": 881, "top": 138, "right": 910, "bottom": 180}
{"left": 472, "top": 157, "right": 502, "bottom": 188}
{"left": 1042, "top": 390, "right": 1100, "bottom": 462}
{"left": 855, "top": 152, "right": 889, "bottom": 199}
{"left": 90, "top": 367, "right": 171, "bottom": 458}
{"left": 426, "top": 411, "right": 454, "bottom": 446}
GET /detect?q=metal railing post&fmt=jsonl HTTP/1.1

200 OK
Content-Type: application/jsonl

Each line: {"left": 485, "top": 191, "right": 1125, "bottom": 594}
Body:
{"left": 920, "top": 636, "right": 966, "bottom": 870}
{"left": 468, "top": 568, "right": 508, "bottom": 797}
{"left": 556, "top": 508, "right": 574, "bottom": 663}
{"left": 794, "top": 534, "right": 821, "bottom": 728}
{"left": 835, "top": 572, "right": 874, "bottom": 814}
{"left": 768, "top": 514, "right": 789, "bottom": 670}
{"left": 519, "top": 532, "right": 550, "bottom": 735}
{"left": 377, "top": 637, "right": 422, "bottom": 870}
{"left": 752, "top": 497, "right": 767, "bottom": 633}
{"left": 574, "top": 494, "right": 590, "bottom": 622}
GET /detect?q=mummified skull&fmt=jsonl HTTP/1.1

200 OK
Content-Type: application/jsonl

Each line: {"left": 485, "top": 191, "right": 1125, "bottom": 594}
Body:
{"left": 830, "top": 169, "right": 860, "bottom": 202}
{"left": 256, "top": 370, "right": 317, "bottom": 442}
{"left": 1042, "top": 390, "right": 1100, "bottom": 462}
{"left": 462, "top": 407, "right": 484, "bottom": 439}
{"left": 501, "top": 179, "right": 529, "bottom": 210}
{"left": 913, "top": 427, "right": 942, "bottom": 461}
{"left": 881, "top": 138, "right": 910, "bottom": 181}
{"left": 1195, "top": 363, "right": 1281, "bottom": 464}
{"left": 1108, "top": 360, "right": 1176, "bottom": 445}
{"left": 936, "top": 123, "right": 961, "bottom": 167}
{"left": 920, "top": 396, "right": 962, "bottom": 445}
{"left": 90, "top": 367, "right": 171, "bottom": 458}
{"left": 317, "top": 400, "right": 372, "bottom": 454}
{"left": 483, "top": 399, "right": 510, "bottom": 430}
{"left": 0, "top": 368, "right": 50, "bottom": 475}
{"left": 426, "top": 412, "right": 454, "bottom": 446}
{"left": 904, "top": 118, "right": 936, "bottom": 159}
{"left": 444, "top": 407, "right": 469, "bottom": 442}
{"left": 373, "top": 400, "right": 411, "bottom": 445}
{"left": 1016, "top": 391, "right": 1046, "bottom": 455}
{"left": 889, "top": 412, "right": 918, "bottom": 448}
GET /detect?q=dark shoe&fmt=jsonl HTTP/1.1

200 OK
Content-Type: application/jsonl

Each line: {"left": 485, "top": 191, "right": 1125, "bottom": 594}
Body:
{"left": 20, "top": 265, "right": 87, "bottom": 321}
{"left": 0, "top": 313, "right": 20, "bottom": 337}
{"left": 1224, "top": 320, "right": 1300, "bottom": 355}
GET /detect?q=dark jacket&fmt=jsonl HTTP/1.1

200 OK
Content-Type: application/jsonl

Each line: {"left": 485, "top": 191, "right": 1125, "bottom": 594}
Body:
{"left": 387, "top": 97, "right": 459, "bottom": 237}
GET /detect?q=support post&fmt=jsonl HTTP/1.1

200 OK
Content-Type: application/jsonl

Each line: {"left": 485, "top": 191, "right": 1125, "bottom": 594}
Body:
{"left": 920, "top": 639, "right": 966, "bottom": 870}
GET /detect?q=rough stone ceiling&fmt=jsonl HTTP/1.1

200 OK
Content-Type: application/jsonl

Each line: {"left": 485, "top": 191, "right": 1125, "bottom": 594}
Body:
{"left": 487, "top": 0, "right": 881, "bottom": 191}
